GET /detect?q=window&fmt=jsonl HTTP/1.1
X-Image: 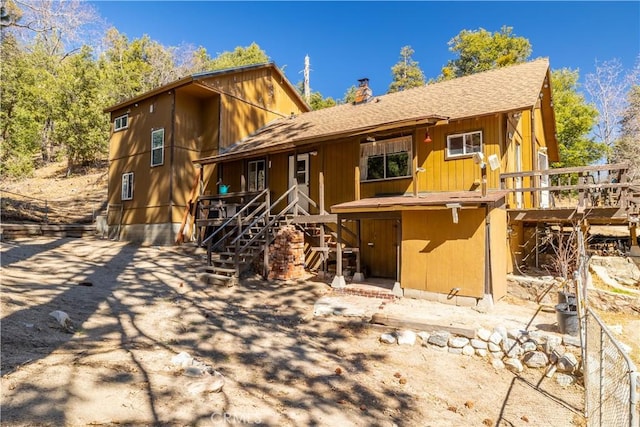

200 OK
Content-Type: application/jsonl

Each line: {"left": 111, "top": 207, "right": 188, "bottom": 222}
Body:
{"left": 248, "top": 160, "right": 266, "bottom": 192}
{"left": 114, "top": 114, "right": 128, "bottom": 131}
{"left": 121, "top": 172, "right": 134, "bottom": 200}
{"left": 360, "top": 136, "right": 412, "bottom": 181}
{"left": 151, "top": 129, "right": 164, "bottom": 166}
{"left": 446, "top": 130, "right": 482, "bottom": 158}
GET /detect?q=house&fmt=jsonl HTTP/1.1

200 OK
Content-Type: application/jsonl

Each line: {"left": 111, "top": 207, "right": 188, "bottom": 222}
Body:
{"left": 194, "top": 58, "right": 560, "bottom": 305}
{"left": 103, "top": 63, "right": 310, "bottom": 245}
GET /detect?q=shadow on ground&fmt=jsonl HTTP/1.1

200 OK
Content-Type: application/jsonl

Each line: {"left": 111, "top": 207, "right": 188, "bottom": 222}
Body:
{"left": 1, "top": 237, "right": 415, "bottom": 426}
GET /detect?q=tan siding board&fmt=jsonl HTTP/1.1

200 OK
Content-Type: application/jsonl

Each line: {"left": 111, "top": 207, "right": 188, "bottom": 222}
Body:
{"left": 323, "top": 139, "right": 358, "bottom": 207}
{"left": 489, "top": 207, "right": 508, "bottom": 300}
{"left": 401, "top": 209, "right": 485, "bottom": 297}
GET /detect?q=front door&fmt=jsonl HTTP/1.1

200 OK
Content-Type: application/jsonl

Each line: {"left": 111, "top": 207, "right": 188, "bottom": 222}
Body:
{"left": 289, "top": 153, "right": 309, "bottom": 212}
{"left": 361, "top": 219, "right": 398, "bottom": 278}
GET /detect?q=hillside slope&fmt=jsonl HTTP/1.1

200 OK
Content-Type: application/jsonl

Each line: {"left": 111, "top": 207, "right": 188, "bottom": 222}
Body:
{"left": 1, "top": 162, "right": 108, "bottom": 224}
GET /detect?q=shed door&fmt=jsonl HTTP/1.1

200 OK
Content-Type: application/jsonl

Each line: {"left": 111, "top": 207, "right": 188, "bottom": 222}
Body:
{"left": 288, "top": 154, "right": 309, "bottom": 212}
{"left": 361, "top": 219, "right": 397, "bottom": 278}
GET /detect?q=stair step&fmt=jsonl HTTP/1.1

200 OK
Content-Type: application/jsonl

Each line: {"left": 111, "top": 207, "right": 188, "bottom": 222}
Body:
{"left": 208, "top": 266, "right": 236, "bottom": 274}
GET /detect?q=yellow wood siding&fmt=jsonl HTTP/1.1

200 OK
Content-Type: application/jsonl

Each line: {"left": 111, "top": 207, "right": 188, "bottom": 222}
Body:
{"left": 108, "top": 93, "right": 174, "bottom": 225}
{"left": 416, "top": 116, "right": 503, "bottom": 193}
{"left": 401, "top": 209, "right": 485, "bottom": 298}
{"left": 489, "top": 207, "right": 508, "bottom": 300}
{"left": 323, "top": 138, "right": 359, "bottom": 207}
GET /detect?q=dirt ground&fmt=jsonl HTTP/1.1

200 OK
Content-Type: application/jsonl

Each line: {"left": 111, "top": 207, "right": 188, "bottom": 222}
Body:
{"left": 1, "top": 236, "right": 584, "bottom": 426}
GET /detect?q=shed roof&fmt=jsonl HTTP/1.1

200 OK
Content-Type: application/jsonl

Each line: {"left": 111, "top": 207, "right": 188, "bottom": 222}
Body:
{"left": 199, "top": 58, "right": 554, "bottom": 164}
{"left": 331, "top": 190, "right": 509, "bottom": 214}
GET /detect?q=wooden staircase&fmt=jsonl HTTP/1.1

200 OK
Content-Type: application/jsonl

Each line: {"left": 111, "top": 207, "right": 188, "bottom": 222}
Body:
{"left": 196, "top": 185, "right": 338, "bottom": 286}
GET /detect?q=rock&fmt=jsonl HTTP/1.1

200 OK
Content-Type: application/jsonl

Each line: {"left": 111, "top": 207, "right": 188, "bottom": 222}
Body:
{"left": 508, "top": 329, "right": 524, "bottom": 341}
{"left": 501, "top": 338, "right": 516, "bottom": 353}
{"left": 462, "top": 345, "right": 475, "bottom": 356}
{"left": 521, "top": 341, "right": 537, "bottom": 352}
{"left": 488, "top": 342, "right": 501, "bottom": 352}
{"left": 397, "top": 330, "right": 417, "bottom": 346}
{"left": 491, "top": 359, "right": 505, "bottom": 370}
{"left": 494, "top": 326, "right": 508, "bottom": 341}
{"left": 505, "top": 342, "right": 523, "bottom": 358}
{"left": 428, "top": 331, "right": 451, "bottom": 347}
{"left": 417, "top": 331, "right": 431, "bottom": 343}
{"left": 184, "top": 366, "right": 205, "bottom": 377}
{"left": 523, "top": 351, "right": 549, "bottom": 368}
{"left": 380, "top": 333, "right": 396, "bottom": 344}
{"left": 504, "top": 358, "right": 524, "bottom": 373}
{"left": 476, "top": 328, "right": 492, "bottom": 341}
{"left": 563, "top": 335, "right": 581, "bottom": 348}
{"left": 448, "top": 336, "right": 470, "bottom": 348}
{"left": 590, "top": 255, "right": 640, "bottom": 285}
{"left": 488, "top": 332, "right": 503, "bottom": 345}
{"left": 556, "top": 353, "right": 579, "bottom": 373}
{"left": 544, "top": 335, "right": 562, "bottom": 353}
{"left": 545, "top": 364, "right": 557, "bottom": 378}
{"left": 49, "top": 310, "right": 73, "bottom": 331}
{"left": 171, "top": 351, "right": 194, "bottom": 368}
{"left": 471, "top": 339, "right": 488, "bottom": 350}
{"left": 475, "top": 349, "right": 488, "bottom": 357}
{"left": 490, "top": 351, "right": 504, "bottom": 360}
{"left": 527, "top": 331, "right": 544, "bottom": 345}
{"left": 448, "top": 347, "right": 463, "bottom": 355}
{"left": 556, "top": 373, "right": 575, "bottom": 387}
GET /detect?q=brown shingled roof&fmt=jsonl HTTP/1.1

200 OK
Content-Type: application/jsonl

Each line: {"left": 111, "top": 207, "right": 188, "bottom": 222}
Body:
{"left": 199, "top": 58, "right": 551, "bottom": 164}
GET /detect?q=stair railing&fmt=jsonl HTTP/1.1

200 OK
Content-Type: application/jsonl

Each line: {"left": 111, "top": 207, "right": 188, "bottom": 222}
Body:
{"left": 203, "top": 189, "right": 268, "bottom": 265}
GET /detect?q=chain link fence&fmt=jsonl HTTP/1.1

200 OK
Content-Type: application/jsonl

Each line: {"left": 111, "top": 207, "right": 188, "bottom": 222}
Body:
{"left": 584, "top": 307, "right": 639, "bottom": 427}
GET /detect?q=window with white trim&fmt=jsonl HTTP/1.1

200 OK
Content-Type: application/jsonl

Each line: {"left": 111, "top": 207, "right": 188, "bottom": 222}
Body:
{"left": 446, "top": 130, "right": 482, "bottom": 158}
{"left": 114, "top": 114, "right": 128, "bottom": 131}
{"left": 360, "top": 136, "right": 412, "bottom": 181}
{"left": 151, "top": 128, "right": 164, "bottom": 166}
{"left": 121, "top": 172, "right": 134, "bottom": 200}
{"left": 247, "top": 160, "right": 266, "bottom": 192}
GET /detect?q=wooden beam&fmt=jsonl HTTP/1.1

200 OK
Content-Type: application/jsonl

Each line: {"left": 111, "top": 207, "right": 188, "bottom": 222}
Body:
{"left": 370, "top": 313, "right": 476, "bottom": 339}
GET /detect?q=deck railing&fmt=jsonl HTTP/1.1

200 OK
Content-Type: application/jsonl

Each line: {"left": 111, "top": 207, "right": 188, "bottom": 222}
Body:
{"left": 499, "top": 163, "right": 634, "bottom": 210}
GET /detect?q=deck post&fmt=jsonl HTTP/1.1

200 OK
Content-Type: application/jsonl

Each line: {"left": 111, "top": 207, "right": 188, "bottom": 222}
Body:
{"left": 263, "top": 190, "right": 270, "bottom": 279}
{"left": 331, "top": 214, "right": 346, "bottom": 288}
{"left": 353, "top": 219, "right": 364, "bottom": 282}
{"left": 318, "top": 171, "right": 328, "bottom": 278}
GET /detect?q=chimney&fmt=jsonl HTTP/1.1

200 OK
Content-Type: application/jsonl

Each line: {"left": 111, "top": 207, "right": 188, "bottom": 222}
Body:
{"left": 353, "top": 78, "right": 373, "bottom": 105}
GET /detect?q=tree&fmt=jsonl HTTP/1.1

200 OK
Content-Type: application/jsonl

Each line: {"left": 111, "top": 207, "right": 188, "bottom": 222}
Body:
{"left": 343, "top": 85, "right": 357, "bottom": 104}
{"left": 209, "top": 42, "right": 269, "bottom": 70}
{"left": 55, "top": 46, "right": 109, "bottom": 173}
{"left": 612, "top": 85, "right": 640, "bottom": 180}
{"left": 388, "top": 45, "right": 424, "bottom": 93}
{"left": 308, "top": 92, "right": 336, "bottom": 110}
{"left": 0, "top": 33, "right": 41, "bottom": 176}
{"left": 440, "top": 26, "right": 531, "bottom": 80}
{"left": 2, "top": 0, "right": 100, "bottom": 56}
{"left": 585, "top": 57, "right": 640, "bottom": 158}
{"left": 551, "top": 68, "right": 604, "bottom": 168}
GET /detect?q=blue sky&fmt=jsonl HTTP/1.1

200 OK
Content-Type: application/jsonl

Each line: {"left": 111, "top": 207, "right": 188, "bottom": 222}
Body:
{"left": 93, "top": 1, "right": 639, "bottom": 101}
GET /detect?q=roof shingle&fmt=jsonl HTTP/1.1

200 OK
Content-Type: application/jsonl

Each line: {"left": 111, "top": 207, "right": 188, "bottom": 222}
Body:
{"left": 200, "top": 58, "right": 550, "bottom": 163}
